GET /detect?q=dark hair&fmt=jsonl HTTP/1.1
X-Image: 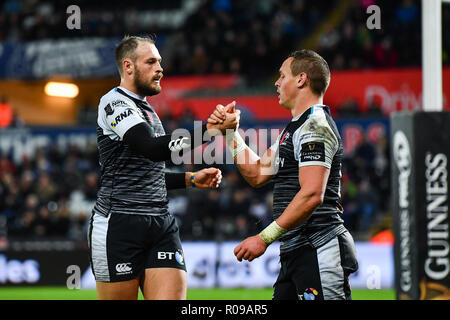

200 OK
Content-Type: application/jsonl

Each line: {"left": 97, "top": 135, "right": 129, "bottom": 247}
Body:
{"left": 114, "top": 35, "right": 156, "bottom": 77}
{"left": 288, "top": 50, "right": 330, "bottom": 96}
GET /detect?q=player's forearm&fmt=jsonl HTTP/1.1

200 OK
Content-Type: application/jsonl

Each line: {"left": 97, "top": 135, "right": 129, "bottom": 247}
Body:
{"left": 276, "top": 189, "right": 323, "bottom": 231}
{"left": 124, "top": 123, "right": 210, "bottom": 162}
{"left": 233, "top": 149, "right": 267, "bottom": 187}
{"left": 258, "top": 189, "right": 322, "bottom": 246}
{"left": 226, "top": 131, "right": 267, "bottom": 187}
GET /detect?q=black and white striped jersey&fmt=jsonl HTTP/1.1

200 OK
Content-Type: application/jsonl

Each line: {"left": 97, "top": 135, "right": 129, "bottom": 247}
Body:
{"left": 270, "top": 105, "right": 347, "bottom": 253}
{"left": 93, "top": 86, "right": 169, "bottom": 216}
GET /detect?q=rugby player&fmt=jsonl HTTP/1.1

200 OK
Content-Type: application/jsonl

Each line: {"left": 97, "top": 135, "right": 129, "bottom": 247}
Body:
{"left": 208, "top": 50, "right": 359, "bottom": 300}
{"left": 88, "top": 35, "right": 239, "bottom": 300}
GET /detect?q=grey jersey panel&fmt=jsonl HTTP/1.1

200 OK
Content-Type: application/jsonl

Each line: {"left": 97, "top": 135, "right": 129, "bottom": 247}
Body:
{"left": 272, "top": 106, "right": 347, "bottom": 253}
{"left": 93, "top": 87, "right": 168, "bottom": 216}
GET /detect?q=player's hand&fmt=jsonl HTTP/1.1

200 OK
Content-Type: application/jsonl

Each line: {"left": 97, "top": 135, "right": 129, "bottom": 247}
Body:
{"left": 233, "top": 235, "right": 268, "bottom": 262}
{"left": 193, "top": 167, "right": 222, "bottom": 189}
{"left": 207, "top": 101, "right": 235, "bottom": 124}
{"left": 207, "top": 104, "right": 227, "bottom": 124}
{"left": 206, "top": 101, "right": 240, "bottom": 134}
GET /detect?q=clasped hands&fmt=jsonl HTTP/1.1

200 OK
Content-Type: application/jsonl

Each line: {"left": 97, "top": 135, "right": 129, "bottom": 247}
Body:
{"left": 206, "top": 101, "right": 241, "bottom": 135}
{"left": 189, "top": 101, "right": 239, "bottom": 191}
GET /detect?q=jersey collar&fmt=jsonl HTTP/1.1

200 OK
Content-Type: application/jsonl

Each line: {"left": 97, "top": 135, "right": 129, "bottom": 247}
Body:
{"left": 291, "top": 104, "right": 329, "bottom": 122}
{"left": 116, "top": 86, "right": 147, "bottom": 102}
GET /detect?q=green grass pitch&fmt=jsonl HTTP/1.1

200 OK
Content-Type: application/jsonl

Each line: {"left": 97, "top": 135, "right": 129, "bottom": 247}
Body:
{"left": 0, "top": 287, "right": 395, "bottom": 300}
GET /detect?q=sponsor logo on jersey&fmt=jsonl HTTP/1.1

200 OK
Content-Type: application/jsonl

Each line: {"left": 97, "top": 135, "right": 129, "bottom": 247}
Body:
{"left": 111, "top": 100, "right": 129, "bottom": 108}
{"left": 110, "top": 108, "right": 134, "bottom": 128}
{"left": 301, "top": 142, "right": 325, "bottom": 162}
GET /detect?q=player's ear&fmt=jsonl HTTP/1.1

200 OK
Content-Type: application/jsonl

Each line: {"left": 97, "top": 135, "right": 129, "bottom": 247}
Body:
{"left": 123, "top": 59, "right": 134, "bottom": 76}
{"left": 297, "top": 72, "right": 308, "bottom": 89}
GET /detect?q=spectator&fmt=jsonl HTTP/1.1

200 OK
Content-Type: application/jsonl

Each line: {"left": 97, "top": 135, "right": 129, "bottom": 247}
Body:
{"left": 33, "top": 205, "right": 54, "bottom": 237}
{"left": 35, "top": 172, "right": 57, "bottom": 203}
{"left": 53, "top": 198, "right": 71, "bottom": 237}
{"left": 373, "top": 37, "right": 399, "bottom": 68}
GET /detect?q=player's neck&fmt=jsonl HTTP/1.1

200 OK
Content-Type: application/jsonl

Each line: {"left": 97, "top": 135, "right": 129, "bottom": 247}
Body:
{"left": 291, "top": 94, "right": 323, "bottom": 118}
{"left": 119, "top": 79, "right": 144, "bottom": 99}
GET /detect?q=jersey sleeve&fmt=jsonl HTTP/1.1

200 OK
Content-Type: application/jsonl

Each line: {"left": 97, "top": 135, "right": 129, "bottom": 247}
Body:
{"left": 292, "top": 113, "right": 339, "bottom": 169}
{"left": 98, "top": 98, "right": 145, "bottom": 140}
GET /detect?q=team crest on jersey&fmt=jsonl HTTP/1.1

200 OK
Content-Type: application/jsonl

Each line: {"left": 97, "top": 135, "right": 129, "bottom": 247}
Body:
{"left": 105, "top": 100, "right": 130, "bottom": 118}
{"left": 104, "top": 103, "right": 114, "bottom": 116}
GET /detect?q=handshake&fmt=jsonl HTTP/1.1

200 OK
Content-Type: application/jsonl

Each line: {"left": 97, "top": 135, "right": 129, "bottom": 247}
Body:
{"left": 205, "top": 101, "right": 241, "bottom": 136}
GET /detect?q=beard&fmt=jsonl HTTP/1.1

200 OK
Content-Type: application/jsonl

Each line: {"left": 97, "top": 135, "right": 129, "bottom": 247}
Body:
{"left": 134, "top": 68, "right": 162, "bottom": 97}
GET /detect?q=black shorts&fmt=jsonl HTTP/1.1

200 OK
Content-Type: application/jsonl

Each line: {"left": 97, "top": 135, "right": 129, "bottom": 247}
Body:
{"left": 87, "top": 212, "right": 186, "bottom": 282}
{"left": 273, "top": 231, "right": 358, "bottom": 300}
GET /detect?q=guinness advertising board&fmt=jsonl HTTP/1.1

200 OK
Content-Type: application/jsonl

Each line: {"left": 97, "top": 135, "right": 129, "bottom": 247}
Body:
{"left": 391, "top": 111, "right": 450, "bottom": 300}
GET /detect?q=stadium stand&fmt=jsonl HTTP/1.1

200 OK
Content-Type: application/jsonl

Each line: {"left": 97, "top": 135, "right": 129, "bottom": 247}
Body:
{"left": 1, "top": 0, "right": 445, "bottom": 75}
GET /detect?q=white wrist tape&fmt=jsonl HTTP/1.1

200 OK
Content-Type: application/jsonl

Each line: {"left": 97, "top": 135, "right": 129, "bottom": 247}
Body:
{"left": 258, "top": 221, "right": 287, "bottom": 245}
{"left": 226, "top": 131, "right": 246, "bottom": 157}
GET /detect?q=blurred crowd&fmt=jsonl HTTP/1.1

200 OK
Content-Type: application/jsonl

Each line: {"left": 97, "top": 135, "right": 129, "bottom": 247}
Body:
{"left": 1, "top": 0, "right": 447, "bottom": 80}
{"left": 0, "top": 105, "right": 390, "bottom": 242}
{"left": 319, "top": 0, "right": 422, "bottom": 70}
{"left": 0, "top": 141, "right": 99, "bottom": 241}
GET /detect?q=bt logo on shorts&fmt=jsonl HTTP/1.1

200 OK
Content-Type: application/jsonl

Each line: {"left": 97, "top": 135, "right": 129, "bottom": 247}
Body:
{"left": 157, "top": 250, "right": 185, "bottom": 266}
{"left": 115, "top": 263, "right": 132, "bottom": 275}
